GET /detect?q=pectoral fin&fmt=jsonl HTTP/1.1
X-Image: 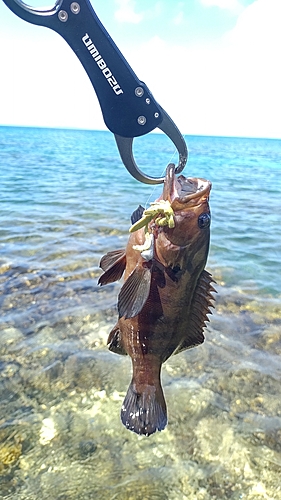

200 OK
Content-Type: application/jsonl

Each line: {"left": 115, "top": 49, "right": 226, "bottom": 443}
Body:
{"left": 173, "top": 270, "right": 216, "bottom": 355}
{"left": 118, "top": 266, "right": 152, "bottom": 319}
{"left": 98, "top": 249, "right": 126, "bottom": 285}
{"left": 100, "top": 249, "right": 126, "bottom": 272}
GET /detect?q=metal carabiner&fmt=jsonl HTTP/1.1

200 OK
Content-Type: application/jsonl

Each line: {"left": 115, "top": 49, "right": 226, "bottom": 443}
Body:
{"left": 2, "top": 0, "right": 188, "bottom": 184}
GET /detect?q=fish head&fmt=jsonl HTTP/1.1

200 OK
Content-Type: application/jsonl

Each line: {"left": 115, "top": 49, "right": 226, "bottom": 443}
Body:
{"left": 155, "top": 164, "right": 212, "bottom": 268}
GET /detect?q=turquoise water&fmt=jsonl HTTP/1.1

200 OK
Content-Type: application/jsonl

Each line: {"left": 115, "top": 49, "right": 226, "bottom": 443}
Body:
{"left": 0, "top": 126, "right": 281, "bottom": 499}
{"left": 1, "top": 127, "right": 280, "bottom": 296}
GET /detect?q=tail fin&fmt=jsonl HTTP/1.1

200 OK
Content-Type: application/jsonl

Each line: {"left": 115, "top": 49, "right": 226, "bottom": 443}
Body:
{"left": 121, "top": 380, "right": 167, "bottom": 436}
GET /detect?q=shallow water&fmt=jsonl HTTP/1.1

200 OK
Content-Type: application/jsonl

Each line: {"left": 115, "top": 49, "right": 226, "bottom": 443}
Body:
{"left": 0, "top": 127, "right": 281, "bottom": 499}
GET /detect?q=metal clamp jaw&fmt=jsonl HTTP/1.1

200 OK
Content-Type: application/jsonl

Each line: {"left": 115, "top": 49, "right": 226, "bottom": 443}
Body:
{"left": 2, "top": 0, "right": 188, "bottom": 184}
{"left": 114, "top": 107, "right": 188, "bottom": 184}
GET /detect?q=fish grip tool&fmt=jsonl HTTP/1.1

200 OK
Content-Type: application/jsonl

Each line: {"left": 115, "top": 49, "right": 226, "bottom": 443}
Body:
{"left": 2, "top": 0, "right": 188, "bottom": 184}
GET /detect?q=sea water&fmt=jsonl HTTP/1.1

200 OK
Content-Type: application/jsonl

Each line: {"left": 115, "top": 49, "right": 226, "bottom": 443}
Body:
{"left": 0, "top": 126, "right": 281, "bottom": 499}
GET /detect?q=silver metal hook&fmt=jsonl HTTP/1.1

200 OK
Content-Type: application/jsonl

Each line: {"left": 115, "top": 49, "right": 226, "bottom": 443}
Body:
{"left": 5, "top": 0, "right": 62, "bottom": 18}
{"left": 114, "top": 107, "right": 188, "bottom": 185}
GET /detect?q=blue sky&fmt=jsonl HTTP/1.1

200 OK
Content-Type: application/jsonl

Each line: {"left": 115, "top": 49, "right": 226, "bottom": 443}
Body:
{"left": 0, "top": 0, "right": 280, "bottom": 138}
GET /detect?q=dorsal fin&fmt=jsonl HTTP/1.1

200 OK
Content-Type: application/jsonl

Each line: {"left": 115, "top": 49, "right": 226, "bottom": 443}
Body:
{"left": 98, "top": 249, "right": 126, "bottom": 285}
{"left": 131, "top": 205, "right": 145, "bottom": 225}
{"left": 173, "top": 270, "right": 216, "bottom": 355}
{"left": 118, "top": 266, "right": 152, "bottom": 319}
{"left": 107, "top": 325, "right": 127, "bottom": 355}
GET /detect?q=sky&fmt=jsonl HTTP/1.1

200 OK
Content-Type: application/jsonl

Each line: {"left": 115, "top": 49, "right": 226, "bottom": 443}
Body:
{"left": 0, "top": 0, "right": 280, "bottom": 138}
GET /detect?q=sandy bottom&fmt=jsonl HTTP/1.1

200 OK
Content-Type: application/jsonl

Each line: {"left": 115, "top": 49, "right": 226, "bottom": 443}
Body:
{"left": 1, "top": 276, "right": 281, "bottom": 500}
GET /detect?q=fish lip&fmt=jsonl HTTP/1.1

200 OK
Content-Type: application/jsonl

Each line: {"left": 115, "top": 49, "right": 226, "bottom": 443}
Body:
{"left": 163, "top": 163, "right": 178, "bottom": 202}
{"left": 163, "top": 163, "right": 211, "bottom": 204}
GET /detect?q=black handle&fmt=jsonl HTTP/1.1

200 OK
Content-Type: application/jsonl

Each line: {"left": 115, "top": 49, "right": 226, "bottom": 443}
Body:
{"left": 3, "top": 0, "right": 163, "bottom": 137}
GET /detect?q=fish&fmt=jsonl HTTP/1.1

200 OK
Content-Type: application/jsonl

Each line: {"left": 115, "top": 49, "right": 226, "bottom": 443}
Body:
{"left": 98, "top": 163, "right": 215, "bottom": 436}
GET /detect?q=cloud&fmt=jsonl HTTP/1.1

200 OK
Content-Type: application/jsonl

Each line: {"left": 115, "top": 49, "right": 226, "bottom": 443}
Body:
{"left": 1, "top": 0, "right": 280, "bottom": 138}
{"left": 225, "top": 0, "right": 281, "bottom": 48}
{"left": 200, "top": 0, "right": 243, "bottom": 12}
{"left": 0, "top": 32, "right": 105, "bottom": 130}
{"left": 114, "top": 0, "right": 144, "bottom": 24}
{"left": 173, "top": 10, "right": 184, "bottom": 26}
{"left": 123, "top": 0, "right": 281, "bottom": 138}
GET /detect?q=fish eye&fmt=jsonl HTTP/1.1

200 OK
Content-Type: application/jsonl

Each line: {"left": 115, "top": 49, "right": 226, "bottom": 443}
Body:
{"left": 198, "top": 212, "right": 211, "bottom": 229}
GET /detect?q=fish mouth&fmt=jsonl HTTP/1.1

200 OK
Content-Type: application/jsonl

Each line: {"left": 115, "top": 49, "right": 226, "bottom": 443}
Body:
{"left": 163, "top": 163, "right": 211, "bottom": 204}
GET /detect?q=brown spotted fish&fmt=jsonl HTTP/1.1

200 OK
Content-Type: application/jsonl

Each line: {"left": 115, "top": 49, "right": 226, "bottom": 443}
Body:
{"left": 98, "top": 164, "right": 215, "bottom": 436}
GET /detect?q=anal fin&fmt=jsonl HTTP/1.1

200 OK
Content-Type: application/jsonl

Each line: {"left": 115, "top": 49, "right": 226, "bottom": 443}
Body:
{"left": 107, "top": 325, "right": 127, "bottom": 355}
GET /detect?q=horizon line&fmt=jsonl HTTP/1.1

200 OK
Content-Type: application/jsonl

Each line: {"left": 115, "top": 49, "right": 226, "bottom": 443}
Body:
{"left": 0, "top": 124, "right": 280, "bottom": 141}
